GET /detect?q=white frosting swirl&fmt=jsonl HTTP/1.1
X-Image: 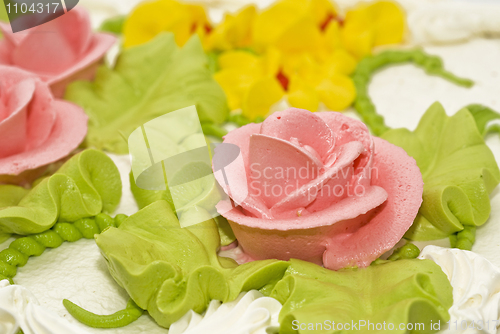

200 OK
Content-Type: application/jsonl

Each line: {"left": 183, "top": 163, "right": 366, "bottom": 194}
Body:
{"left": 419, "top": 246, "right": 500, "bottom": 334}
{"left": 0, "top": 280, "right": 91, "bottom": 334}
{"left": 169, "top": 290, "right": 282, "bottom": 334}
{"left": 409, "top": 2, "right": 500, "bottom": 44}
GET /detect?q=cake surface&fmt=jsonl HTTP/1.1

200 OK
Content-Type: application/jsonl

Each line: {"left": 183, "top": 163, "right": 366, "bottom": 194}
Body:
{"left": 1, "top": 0, "right": 500, "bottom": 333}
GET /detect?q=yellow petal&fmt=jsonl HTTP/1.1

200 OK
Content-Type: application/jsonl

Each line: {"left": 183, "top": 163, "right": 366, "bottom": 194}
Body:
{"left": 309, "top": 0, "right": 338, "bottom": 27}
{"left": 242, "top": 78, "right": 285, "bottom": 119}
{"left": 218, "top": 50, "right": 261, "bottom": 71}
{"left": 341, "top": 23, "right": 374, "bottom": 59}
{"left": 283, "top": 53, "right": 323, "bottom": 87}
{"left": 252, "top": 0, "right": 308, "bottom": 50}
{"left": 370, "top": 1, "right": 405, "bottom": 46}
{"left": 323, "top": 20, "right": 342, "bottom": 52}
{"left": 275, "top": 18, "right": 323, "bottom": 54}
{"left": 261, "top": 47, "right": 282, "bottom": 77}
{"left": 205, "top": 6, "right": 256, "bottom": 51}
{"left": 316, "top": 74, "right": 356, "bottom": 111}
{"left": 322, "top": 49, "right": 357, "bottom": 76}
{"left": 288, "top": 75, "right": 319, "bottom": 111}
{"left": 214, "top": 68, "right": 261, "bottom": 110}
{"left": 123, "top": 0, "right": 209, "bottom": 48}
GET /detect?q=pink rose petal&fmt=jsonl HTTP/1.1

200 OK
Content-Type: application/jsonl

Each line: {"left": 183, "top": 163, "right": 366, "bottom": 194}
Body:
{"left": 249, "top": 133, "right": 322, "bottom": 208}
{"left": 323, "top": 137, "right": 423, "bottom": 270}
{"left": 261, "top": 108, "right": 335, "bottom": 160}
{"left": 0, "top": 100, "right": 88, "bottom": 175}
{"left": 272, "top": 141, "right": 365, "bottom": 215}
{"left": 0, "top": 8, "right": 116, "bottom": 98}
{"left": 216, "top": 109, "right": 423, "bottom": 270}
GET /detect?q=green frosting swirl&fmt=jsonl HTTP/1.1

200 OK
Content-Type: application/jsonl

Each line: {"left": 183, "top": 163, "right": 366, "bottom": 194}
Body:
{"left": 352, "top": 49, "right": 474, "bottom": 136}
{"left": 382, "top": 103, "right": 500, "bottom": 241}
{"left": 95, "top": 201, "right": 453, "bottom": 332}
{"left": 0, "top": 150, "right": 122, "bottom": 235}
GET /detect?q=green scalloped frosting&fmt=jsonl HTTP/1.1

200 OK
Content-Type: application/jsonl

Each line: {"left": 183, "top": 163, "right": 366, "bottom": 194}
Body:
{"left": 466, "top": 104, "right": 500, "bottom": 137}
{"left": 274, "top": 259, "right": 452, "bottom": 334}
{"left": 96, "top": 201, "right": 452, "bottom": 332}
{"left": 95, "top": 200, "right": 288, "bottom": 328}
{"left": 0, "top": 149, "right": 122, "bottom": 235}
{"left": 65, "top": 32, "right": 229, "bottom": 154}
{"left": 381, "top": 102, "right": 500, "bottom": 240}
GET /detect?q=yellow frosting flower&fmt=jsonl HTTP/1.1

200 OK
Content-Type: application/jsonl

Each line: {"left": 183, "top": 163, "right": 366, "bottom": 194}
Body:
{"left": 214, "top": 50, "right": 284, "bottom": 118}
{"left": 205, "top": 6, "right": 257, "bottom": 51}
{"left": 253, "top": 0, "right": 337, "bottom": 54}
{"left": 341, "top": 1, "right": 405, "bottom": 59}
{"left": 123, "top": 0, "right": 210, "bottom": 48}
{"left": 121, "top": 0, "right": 405, "bottom": 120}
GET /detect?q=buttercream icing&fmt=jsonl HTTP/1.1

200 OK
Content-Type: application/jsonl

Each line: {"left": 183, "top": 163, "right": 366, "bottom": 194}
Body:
{"left": 419, "top": 245, "right": 500, "bottom": 334}
{"left": 0, "top": 279, "right": 92, "bottom": 334}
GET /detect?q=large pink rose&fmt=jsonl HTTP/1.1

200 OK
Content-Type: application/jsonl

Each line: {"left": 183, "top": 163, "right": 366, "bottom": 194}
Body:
{"left": 0, "top": 66, "right": 88, "bottom": 180}
{"left": 0, "top": 8, "right": 116, "bottom": 98}
{"left": 215, "top": 108, "right": 423, "bottom": 270}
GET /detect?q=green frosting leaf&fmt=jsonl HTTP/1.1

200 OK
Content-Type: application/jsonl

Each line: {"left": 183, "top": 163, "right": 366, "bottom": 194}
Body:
{"left": 0, "top": 150, "right": 122, "bottom": 235}
{"left": 65, "top": 33, "right": 229, "bottom": 154}
{"left": 95, "top": 200, "right": 288, "bottom": 328}
{"left": 96, "top": 201, "right": 452, "bottom": 332}
{"left": 466, "top": 104, "right": 500, "bottom": 137}
{"left": 274, "top": 259, "right": 452, "bottom": 334}
{"left": 381, "top": 102, "right": 500, "bottom": 240}
{"left": 99, "top": 15, "right": 125, "bottom": 34}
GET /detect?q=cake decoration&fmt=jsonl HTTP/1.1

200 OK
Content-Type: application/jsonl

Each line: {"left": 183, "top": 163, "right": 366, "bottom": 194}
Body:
{"left": 168, "top": 290, "right": 281, "bottom": 334}
{"left": 419, "top": 245, "right": 500, "bottom": 334}
{"left": 0, "top": 149, "right": 121, "bottom": 237}
{"left": 1, "top": 1, "right": 500, "bottom": 333}
{"left": 87, "top": 200, "right": 452, "bottom": 332}
{"left": 0, "top": 66, "right": 88, "bottom": 183}
{"left": 122, "top": 0, "right": 210, "bottom": 49}
{"left": 0, "top": 280, "right": 92, "bottom": 334}
{"left": 65, "top": 33, "right": 229, "bottom": 154}
{"left": 0, "top": 8, "right": 116, "bottom": 98}
{"left": 382, "top": 103, "right": 500, "bottom": 243}
{"left": 352, "top": 49, "right": 474, "bottom": 136}
{"left": 466, "top": 104, "right": 500, "bottom": 138}
{"left": 118, "top": 0, "right": 405, "bottom": 119}
{"left": 215, "top": 108, "right": 423, "bottom": 270}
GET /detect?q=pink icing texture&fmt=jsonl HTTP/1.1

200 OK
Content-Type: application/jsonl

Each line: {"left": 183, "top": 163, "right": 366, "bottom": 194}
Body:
{"left": 0, "top": 8, "right": 116, "bottom": 98}
{"left": 0, "top": 66, "right": 88, "bottom": 177}
{"left": 215, "top": 108, "right": 423, "bottom": 270}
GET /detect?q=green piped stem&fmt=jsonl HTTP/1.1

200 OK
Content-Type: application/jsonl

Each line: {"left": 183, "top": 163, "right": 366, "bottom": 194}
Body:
{"left": 63, "top": 298, "right": 143, "bottom": 328}
{"left": 352, "top": 49, "right": 474, "bottom": 136}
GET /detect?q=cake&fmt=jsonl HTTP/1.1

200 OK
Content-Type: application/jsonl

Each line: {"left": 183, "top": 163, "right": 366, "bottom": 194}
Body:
{"left": 1, "top": 0, "right": 500, "bottom": 333}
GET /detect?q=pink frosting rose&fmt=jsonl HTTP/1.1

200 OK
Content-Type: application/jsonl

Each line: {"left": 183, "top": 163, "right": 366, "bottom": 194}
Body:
{"left": 0, "top": 66, "right": 88, "bottom": 180}
{"left": 0, "top": 8, "right": 116, "bottom": 98}
{"left": 215, "top": 108, "right": 423, "bottom": 270}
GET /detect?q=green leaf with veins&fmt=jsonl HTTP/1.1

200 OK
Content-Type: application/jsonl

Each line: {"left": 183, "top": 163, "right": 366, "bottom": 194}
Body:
{"left": 65, "top": 33, "right": 229, "bottom": 154}
{"left": 466, "top": 104, "right": 500, "bottom": 137}
{"left": 95, "top": 201, "right": 452, "bottom": 332}
{"left": 95, "top": 201, "right": 289, "bottom": 328}
{"left": 381, "top": 102, "right": 500, "bottom": 240}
